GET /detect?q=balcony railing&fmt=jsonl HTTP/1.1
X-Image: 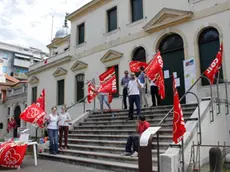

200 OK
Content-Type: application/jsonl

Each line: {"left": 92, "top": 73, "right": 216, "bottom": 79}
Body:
{"left": 6, "top": 86, "right": 27, "bottom": 97}
{"left": 29, "top": 50, "right": 70, "bottom": 71}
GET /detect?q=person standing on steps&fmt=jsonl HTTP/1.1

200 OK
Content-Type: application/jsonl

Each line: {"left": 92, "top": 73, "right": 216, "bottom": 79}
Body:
{"left": 58, "top": 105, "right": 71, "bottom": 150}
{"left": 121, "top": 70, "right": 131, "bottom": 109}
{"left": 121, "top": 115, "right": 150, "bottom": 157}
{"left": 127, "top": 72, "right": 143, "bottom": 120}
{"left": 46, "top": 106, "right": 59, "bottom": 155}
{"left": 138, "top": 66, "right": 148, "bottom": 108}
{"left": 150, "top": 80, "right": 161, "bottom": 107}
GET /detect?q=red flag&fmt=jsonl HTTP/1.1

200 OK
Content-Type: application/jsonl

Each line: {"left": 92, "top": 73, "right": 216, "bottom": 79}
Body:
{"left": 129, "top": 61, "right": 148, "bottom": 72}
{"left": 0, "top": 142, "right": 27, "bottom": 168}
{"left": 98, "top": 75, "right": 116, "bottom": 93}
{"left": 44, "top": 59, "right": 48, "bottom": 64}
{"left": 20, "top": 104, "right": 46, "bottom": 128}
{"left": 87, "top": 82, "right": 97, "bottom": 103}
{"left": 36, "top": 89, "right": 45, "bottom": 111}
{"left": 173, "top": 76, "right": 186, "bottom": 144}
{"left": 108, "top": 93, "right": 113, "bottom": 103}
{"left": 145, "top": 51, "right": 165, "bottom": 99}
{"left": 98, "top": 67, "right": 117, "bottom": 93}
{"left": 204, "top": 44, "right": 223, "bottom": 84}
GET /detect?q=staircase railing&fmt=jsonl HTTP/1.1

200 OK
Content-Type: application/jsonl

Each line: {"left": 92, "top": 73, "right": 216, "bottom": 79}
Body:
{"left": 66, "top": 96, "right": 88, "bottom": 113}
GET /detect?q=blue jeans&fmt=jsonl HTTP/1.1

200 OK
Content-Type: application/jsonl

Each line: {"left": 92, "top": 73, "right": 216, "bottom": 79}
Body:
{"left": 48, "top": 129, "right": 58, "bottom": 154}
{"left": 98, "top": 95, "right": 111, "bottom": 114}
{"left": 128, "top": 95, "right": 140, "bottom": 119}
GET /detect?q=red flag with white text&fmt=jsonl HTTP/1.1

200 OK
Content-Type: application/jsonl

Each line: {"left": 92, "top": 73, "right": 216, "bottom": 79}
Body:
{"left": 36, "top": 89, "right": 45, "bottom": 111}
{"left": 87, "top": 82, "right": 97, "bottom": 103}
{"left": 0, "top": 142, "right": 27, "bottom": 168}
{"left": 98, "top": 67, "right": 117, "bottom": 93}
{"left": 173, "top": 76, "right": 186, "bottom": 144}
{"left": 145, "top": 51, "right": 165, "bottom": 99}
{"left": 204, "top": 44, "right": 223, "bottom": 84}
{"left": 129, "top": 61, "right": 148, "bottom": 73}
{"left": 20, "top": 104, "right": 46, "bottom": 128}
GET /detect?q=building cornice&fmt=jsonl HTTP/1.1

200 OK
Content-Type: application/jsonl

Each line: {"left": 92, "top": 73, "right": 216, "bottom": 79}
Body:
{"left": 47, "top": 35, "right": 70, "bottom": 49}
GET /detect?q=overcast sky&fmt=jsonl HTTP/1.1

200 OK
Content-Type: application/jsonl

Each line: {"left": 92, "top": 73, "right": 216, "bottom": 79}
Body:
{"left": 0, "top": 0, "right": 91, "bottom": 53}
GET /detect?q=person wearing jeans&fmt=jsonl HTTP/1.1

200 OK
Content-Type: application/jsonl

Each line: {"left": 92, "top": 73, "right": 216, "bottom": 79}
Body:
{"left": 58, "top": 105, "right": 71, "bottom": 150}
{"left": 121, "top": 115, "right": 150, "bottom": 157}
{"left": 97, "top": 92, "right": 112, "bottom": 114}
{"left": 138, "top": 66, "right": 148, "bottom": 108}
{"left": 121, "top": 70, "right": 131, "bottom": 109}
{"left": 46, "top": 106, "right": 59, "bottom": 155}
{"left": 127, "top": 72, "right": 143, "bottom": 120}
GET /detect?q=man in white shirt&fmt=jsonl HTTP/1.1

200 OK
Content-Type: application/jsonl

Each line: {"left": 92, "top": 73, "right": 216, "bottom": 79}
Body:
{"left": 127, "top": 72, "right": 143, "bottom": 120}
{"left": 150, "top": 80, "right": 161, "bottom": 107}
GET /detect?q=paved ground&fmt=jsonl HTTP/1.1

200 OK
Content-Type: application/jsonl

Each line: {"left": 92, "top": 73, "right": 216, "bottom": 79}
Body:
{"left": 0, "top": 156, "right": 111, "bottom": 172}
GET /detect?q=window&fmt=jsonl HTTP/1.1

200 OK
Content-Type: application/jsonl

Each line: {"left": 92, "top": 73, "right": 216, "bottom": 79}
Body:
{"left": 31, "top": 86, "right": 37, "bottom": 103}
{"left": 75, "top": 74, "right": 85, "bottom": 102}
{"left": 131, "top": 0, "right": 143, "bottom": 22}
{"left": 107, "top": 7, "right": 117, "bottom": 32}
{"left": 7, "top": 107, "right": 10, "bottom": 115}
{"left": 57, "top": 79, "right": 65, "bottom": 105}
{"left": 108, "top": 65, "right": 119, "bottom": 98}
{"left": 3, "top": 66, "right": 7, "bottom": 73}
{"left": 78, "top": 23, "right": 85, "bottom": 44}
{"left": 198, "top": 27, "right": 223, "bottom": 86}
{"left": 3, "top": 53, "right": 8, "bottom": 60}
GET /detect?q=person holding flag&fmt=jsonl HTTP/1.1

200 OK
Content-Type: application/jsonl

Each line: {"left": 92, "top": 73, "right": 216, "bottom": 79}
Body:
{"left": 121, "top": 70, "right": 131, "bottom": 109}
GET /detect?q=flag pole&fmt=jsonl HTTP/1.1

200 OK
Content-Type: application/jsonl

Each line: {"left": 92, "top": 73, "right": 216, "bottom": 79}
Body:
{"left": 181, "top": 138, "right": 185, "bottom": 172}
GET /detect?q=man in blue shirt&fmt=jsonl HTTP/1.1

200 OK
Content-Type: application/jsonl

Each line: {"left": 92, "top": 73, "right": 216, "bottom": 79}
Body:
{"left": 121, "top": 70, "right": 131, "bottom": 109}
{"left": 138, "top": 66, "right": 148, "bottom": 108}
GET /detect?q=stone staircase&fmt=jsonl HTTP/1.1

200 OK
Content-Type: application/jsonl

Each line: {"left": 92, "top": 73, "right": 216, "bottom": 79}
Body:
{"left": 39, "top": 104, "right": 197, "bottom": 172}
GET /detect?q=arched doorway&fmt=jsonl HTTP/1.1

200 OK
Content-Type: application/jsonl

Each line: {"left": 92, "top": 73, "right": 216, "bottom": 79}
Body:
{"left": 75, "top": 74, "right": 85, "bottom": 102}
{"left": 159, "top": 33, "right": 185, "bottom": 105}
{"left": 13, "top": 105, "right": 21, "bottom": 138}
{"left": 198, "top": 27, "right": 222, "bottom": 85}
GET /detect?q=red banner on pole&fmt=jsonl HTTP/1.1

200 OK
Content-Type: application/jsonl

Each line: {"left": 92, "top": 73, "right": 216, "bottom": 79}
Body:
{"left": 36, "top": 89, "right": 45, "bottom": 111}
{"left": 87, "top": 82, "right": 97, "bottom": 103}
{"left": 129, "top": 61, "right": 148, "bottom": 72}
{"left": 145, "top": 51, "right": 165, "bottom": 99}
{"left": 173, "top": 76, "right": 186, "bottom": 144}
{"left": 204, "top": 44, "right": 223, "bottom": 84}
{"left": 20, "top": 104, "right": 46, "bottom": 128}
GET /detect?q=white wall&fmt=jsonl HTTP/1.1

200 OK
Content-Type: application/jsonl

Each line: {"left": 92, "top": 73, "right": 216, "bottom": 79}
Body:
{"left": 0, "top": 104, "right": 8, "bottom": 138}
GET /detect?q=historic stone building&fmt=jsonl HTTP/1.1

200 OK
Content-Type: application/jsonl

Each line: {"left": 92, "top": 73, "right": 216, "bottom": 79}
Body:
{"left": 27, "top": 0, "right": 230, "bottom": 133}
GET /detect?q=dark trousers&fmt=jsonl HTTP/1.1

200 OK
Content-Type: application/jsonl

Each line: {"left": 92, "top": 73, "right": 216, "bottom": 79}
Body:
{"left": 128, "top": 95, "right": 140, "bottom": 119}
{"left": 59, "top": 126, "right": 69, "bottom": 148}
{"left": 123, "top": 87, "right": 128, "bottom": 109}
{"left": 125, "top": 135, "right": 139, "bottom": 153}
{"left": 151, "top": 85, "right": 161, "bottom": 106}
{"left": 48, "top": 129, "right": 58, "bottom": 154}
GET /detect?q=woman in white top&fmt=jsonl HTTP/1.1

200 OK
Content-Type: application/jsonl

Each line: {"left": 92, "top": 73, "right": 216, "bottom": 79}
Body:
{"left": 58, "top": 105, "right": 71, "bottom": 149}
{"left": 46, "top": 106, "right": 59, "bottom": 155}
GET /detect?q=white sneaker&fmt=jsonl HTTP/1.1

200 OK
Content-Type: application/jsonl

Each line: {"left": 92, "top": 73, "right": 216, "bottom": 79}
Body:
{"left": 131, "top": 151, "right": 138, "bottom": 157}
{"left": 121, "top": 152, "right": 131, "bottom": 156}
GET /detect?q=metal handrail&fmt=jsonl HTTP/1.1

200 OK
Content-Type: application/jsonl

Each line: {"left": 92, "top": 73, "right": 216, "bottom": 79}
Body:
{"left": 158, "top": 74, "right": 213, "bottom": 126}
{"left": 66, "top": 96, "right": 87, "bottom": 112}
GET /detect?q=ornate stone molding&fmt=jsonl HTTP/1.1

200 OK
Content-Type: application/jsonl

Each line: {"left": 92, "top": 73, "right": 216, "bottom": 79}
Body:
{"left": 143, "top": 8, "right": 193, "bottom": 33}
{"left": 100, "top": 50, "right": 123, "bottom": 63}
{"left": 28, "top": 76, "right": 39, "bottom": 84}
{"left": 53, "top": 67, "right": 68, "bottom": 77}
{"left": 71, "top": 60, "right": 88, "bottom": 71}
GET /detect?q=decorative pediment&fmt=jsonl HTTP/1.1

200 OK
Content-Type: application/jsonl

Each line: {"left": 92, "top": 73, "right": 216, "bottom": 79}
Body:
{"left": 53, "top": 67, "right": 68, "bottom": 77}
{"left": 143, "top": 8, "right": 193, "bottom": 33}
{"left": 29, "top": 76, "right": 39, "bottom": 84}
{"left": 100, "top": 50, "right": 123, "bottom": 63}
{"left": 71, "top": 60, "right": 88, "bottom": 71}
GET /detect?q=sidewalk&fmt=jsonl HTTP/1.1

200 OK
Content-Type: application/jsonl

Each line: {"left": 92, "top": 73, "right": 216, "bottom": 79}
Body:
{"left": 0, "top": 156, "right": 112, "bottom": 172}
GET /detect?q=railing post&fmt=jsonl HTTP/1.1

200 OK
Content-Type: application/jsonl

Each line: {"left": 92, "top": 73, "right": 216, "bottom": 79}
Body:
{"left": 224, "top": 80, "right": 229, "bottom": 115}
{"left": 83, "top": 99, "right": 86, "bottom": 113}
{"left": 93, "top": 98, "right": 96, "bottom": 110}
{"left": 139, "top": 127, "right": 161, "bottom": 172}
{"left": 216, "top": 71, "right": 220, "bottom": 114}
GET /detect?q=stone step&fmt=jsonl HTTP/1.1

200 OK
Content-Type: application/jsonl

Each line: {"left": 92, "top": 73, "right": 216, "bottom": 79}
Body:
{"left": 70, "top": 128, "right": 172, "bottom": 135}
{"left": 66, "top": 144, "right": 166, "bottom": 155}
{"left": 68, "top": 134, "right": 172, "bottom": 142}
{"left": 76, "top": 122, "right": 181, "bottom": 130}
{"left": 39, "top": 153, "right": 157, "bottom": 172}
{"left": 92, "top": 103, "right": 197, "bottom": 115}
{"left": 85, "top": 112, "right": 193, "bottom": 122}
{"left": 44, "top": 148, "right": 157, "bottom": 164}
{"left": 90, "top": 108, "right": 196, "bottom": 118}
{"left": 66, "top": 138, "right": 169, "bottom": 149}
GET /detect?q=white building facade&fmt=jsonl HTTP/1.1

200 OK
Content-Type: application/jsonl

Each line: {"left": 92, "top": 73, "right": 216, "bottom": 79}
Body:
{"left": 27, "top": 0, "right": 230, "bottom": 127}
